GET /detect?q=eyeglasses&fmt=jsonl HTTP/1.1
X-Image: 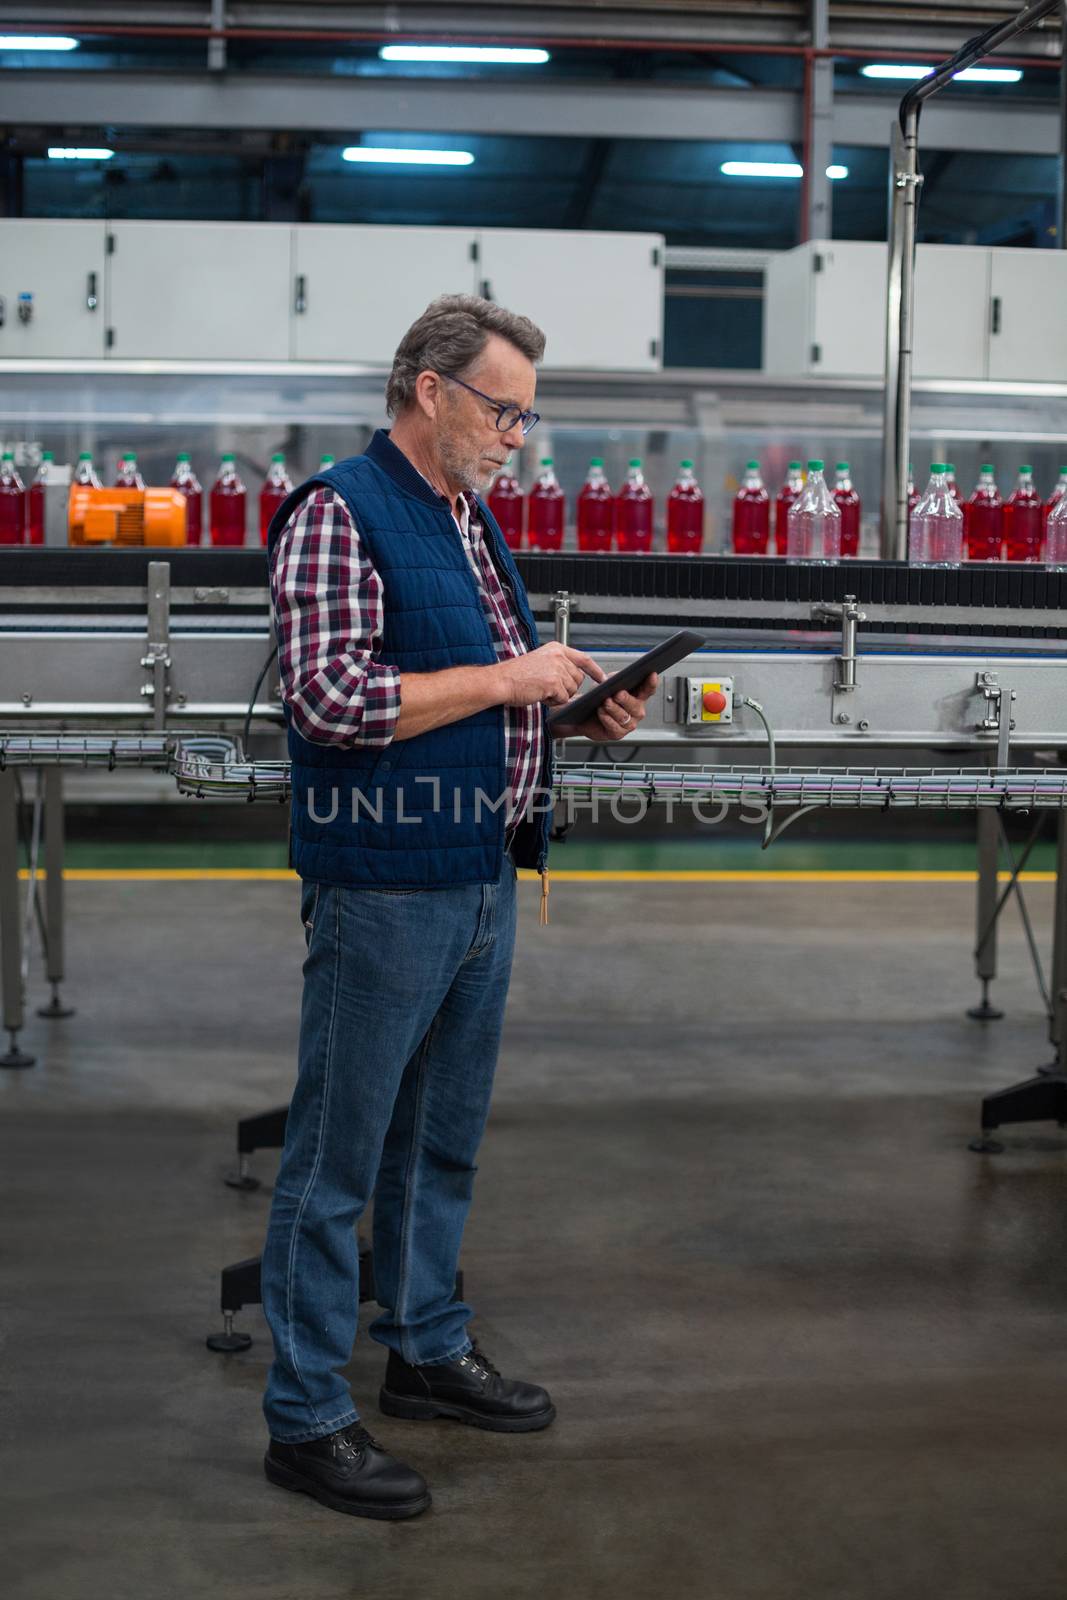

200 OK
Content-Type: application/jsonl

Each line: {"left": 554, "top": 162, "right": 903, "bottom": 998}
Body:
{"left": 441, "top": 373, "right": 540, "bottom": 437}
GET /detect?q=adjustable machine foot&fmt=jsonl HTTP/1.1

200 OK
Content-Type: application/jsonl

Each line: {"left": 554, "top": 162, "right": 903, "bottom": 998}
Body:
{"left": 970, "top": 1070, "right": 1067, "bottom": 1154}
{"left": 1, "top": 1028, "right": 34, "bottom": 1069}
{"left": 967, "top": 980, "right": 1004, "bottom": 1023}
{"left": 37, "top": 983, "right": 74, "bottom": 1020}
{"left": 206, "top": 1310, "right": 253, "bottom": 1354}
{"left": 224, "top": 1105, "right": 289, "bottom": 1191}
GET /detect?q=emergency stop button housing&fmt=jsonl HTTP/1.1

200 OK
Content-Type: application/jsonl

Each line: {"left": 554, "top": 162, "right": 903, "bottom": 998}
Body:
{"left": 683, "top": 675, "right": 734, "bottom": 725}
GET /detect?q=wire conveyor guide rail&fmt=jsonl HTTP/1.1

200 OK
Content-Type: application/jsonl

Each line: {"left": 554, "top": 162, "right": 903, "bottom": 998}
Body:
{"left": 163, "top": 744, "right": 1067, "bottom": 814}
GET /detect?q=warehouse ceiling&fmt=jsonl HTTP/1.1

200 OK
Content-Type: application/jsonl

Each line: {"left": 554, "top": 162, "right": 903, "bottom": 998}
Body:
{"left": 0, "top": 0, "right": 1062, "bottom": 253}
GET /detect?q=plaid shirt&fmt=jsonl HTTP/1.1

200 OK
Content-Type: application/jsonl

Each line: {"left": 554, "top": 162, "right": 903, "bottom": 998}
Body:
{"left": 270, "top": 484, "right": 544, "bottom": 830}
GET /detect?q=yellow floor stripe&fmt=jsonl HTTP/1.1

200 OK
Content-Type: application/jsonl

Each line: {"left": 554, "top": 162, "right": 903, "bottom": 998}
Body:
{"left": 15, "top": 867, "right": 1059, "bottom": 885}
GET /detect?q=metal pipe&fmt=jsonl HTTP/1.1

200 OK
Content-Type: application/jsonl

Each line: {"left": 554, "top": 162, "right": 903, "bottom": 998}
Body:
{"left": 1059, "top": 0, "right": 1067, "bottom": 248}
{"left": 881, "top": 0, "right": 1063, "bottom": 559}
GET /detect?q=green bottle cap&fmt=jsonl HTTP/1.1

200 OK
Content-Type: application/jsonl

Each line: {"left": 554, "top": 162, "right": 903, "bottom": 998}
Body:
{"left": 42, "top": 450, "right": 53, "bottom": 461}
{"left": 945, "top": 463, "right": 956, "bottom": 473}
{"left": 123, "top": 452, "right": 136, "bottom": 461}
{"left": 930, "top": 463, "right": 947, "bottom": 474}
{"left": 680, "top": 459, "right": 693, "bottom": 469}
{"left": 1, "top": 451, "right": 12, "bottom": 460}
{"left": 835, "top": 462, "right": 850, "bottom": 472}
{"left": 745, "top": 460, "right": 760, "bottom": 471}
{"left": 628, "top": 458, "right": 642, "bottom": 468}
{"left": 808, "top": 459, "right": 824, "bottom": 472}
{"left": 221, "top": 452, "right": 235, "bottom": 462}
{"left": 540, "top": 457, "right": 553, "bottom": 467}
{"left": 78, "top": 451, "right": 92, "bottom": 460}
{"left": 271, "top": 452, "right": 285, "bottom": 463}
{"left": 980, "top": 463, "right": 995, "bottom": 474}
{"left": 788, "top": 460, "right": 801, "bottom": 471}
{"left": 1060, "top": 465, "right": 1067, "bottom": 475}
{"left": 589, "top": 457, "right": 604, "bottom": 467}
{"left": 176, "top": 452, "right": 190, "bottom": 462}
{"left": 320, "top": 455, "right": 335, "bottom": 466}
{"left": 1020, "top": 464, "right": 1033, "bottom": 474}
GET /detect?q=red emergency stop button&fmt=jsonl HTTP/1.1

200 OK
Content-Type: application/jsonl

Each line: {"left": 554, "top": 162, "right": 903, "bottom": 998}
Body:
{"left": 702, "top": 689, "right": 728, "bottom": 715}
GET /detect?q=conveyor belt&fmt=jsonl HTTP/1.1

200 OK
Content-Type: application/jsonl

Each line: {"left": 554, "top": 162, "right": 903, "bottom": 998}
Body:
{"left": 4, "top": 549, "right": 1067, "bottom": 619}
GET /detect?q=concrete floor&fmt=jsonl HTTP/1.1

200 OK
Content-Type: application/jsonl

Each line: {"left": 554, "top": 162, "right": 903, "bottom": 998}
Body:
{"left": 4, "top": 876, "right": 1067, "bottom": 1599}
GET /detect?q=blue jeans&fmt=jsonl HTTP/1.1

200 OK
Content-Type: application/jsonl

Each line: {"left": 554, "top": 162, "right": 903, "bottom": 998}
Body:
{"left": 261, "top": 865, "right": 518, "bottom": 1443}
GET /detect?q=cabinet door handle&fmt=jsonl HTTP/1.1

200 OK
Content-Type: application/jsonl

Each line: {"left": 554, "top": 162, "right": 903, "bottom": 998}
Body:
{"left": 86, "top": 272, "right": 98, "bottom": 312}
{"left": 294, "top": 274, "right": 307, "bottom": 314}
{"left": 991, "top": 296, "right": 1001, "bottom": 335}
{"left": 479, "top": 278, "right": 493, "bottom": 302}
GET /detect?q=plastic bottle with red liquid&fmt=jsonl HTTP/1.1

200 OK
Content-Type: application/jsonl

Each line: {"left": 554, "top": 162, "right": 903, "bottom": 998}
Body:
{"left": 74, "top": 451, "right": 102, "bottom": 488}
{"left": 209, "top": 452, "right": 248, "bottom": 547}
{"left": 832, "top": 462, "right": 861, "bottom": 558}
{"left": 1004, "top": 465, "right": 1044, "bottom": 563}
{"left": 114, "top": 452, "right": 145, "bottom": 489}
{"left": 732, "top": 460, "right": 770, "bottom": 555}
{"left": 774, "top": 462, "right": 804, "bottom": 554}
{"left": 259, "top": 453, "right": 294, "bottom": 544}
{"left": 27, "top": 451, "right": 52, "bottom": 546}
{"left": 1044, "top": 466, "right": 1067, "bottom": 529}
{"left": 666, "top": 460, "right": 704, "bottom": 554}
{"left": 964, "top": 464, "right": 1004, "bottom": 561}
{"left": 527, "top": 458, "right": 565, "bottom": 551}
{"left": 615, "top": 459, "right": 654, "bottom": 553}
{"left": 488, "top": 467, "right": 525, "bottom": 550}
{"left": 907, "top": 463, "right": 920, "bottom": 519}
{"left": 576, "top": 458, "right": 613, "bottom": 553}
{"left": 0, "top": 452, "right": 26, "bottom": 545}
{"left": 945, "top": 463, "right": 962, "bottom": 505}
{"left": 169, "top": 452, "right": 203, "bottom": 546}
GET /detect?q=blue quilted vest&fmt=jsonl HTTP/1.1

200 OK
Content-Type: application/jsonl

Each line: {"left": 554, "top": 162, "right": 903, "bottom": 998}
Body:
{"left": 266, "top": 429, "right": 552, "bottom": 887}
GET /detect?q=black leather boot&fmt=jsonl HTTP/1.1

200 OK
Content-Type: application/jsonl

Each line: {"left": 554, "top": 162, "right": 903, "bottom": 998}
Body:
{"left": 264, "top": 1422, "right": 431, "bottom": 1519}
{"left": 379, "top": 1340, "right": 556, "bottom": 1433}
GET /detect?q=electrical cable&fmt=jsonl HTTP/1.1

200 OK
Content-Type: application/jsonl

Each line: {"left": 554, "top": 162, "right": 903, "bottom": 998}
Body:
{"left": 243, "top": 643, "right": 279, "bottom": 758}
{"left": 738, "top": 695, "right": 777, "bottom": 848}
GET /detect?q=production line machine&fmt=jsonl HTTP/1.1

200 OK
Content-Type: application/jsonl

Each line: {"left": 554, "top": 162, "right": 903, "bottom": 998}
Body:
{"left": 4, "top": 545, "right": 1067, "bottom": 1143}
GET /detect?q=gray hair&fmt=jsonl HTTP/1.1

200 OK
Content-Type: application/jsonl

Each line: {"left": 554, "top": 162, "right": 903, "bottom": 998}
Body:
{"left": 386, "top": 294, "right": 546, "bottom": 417}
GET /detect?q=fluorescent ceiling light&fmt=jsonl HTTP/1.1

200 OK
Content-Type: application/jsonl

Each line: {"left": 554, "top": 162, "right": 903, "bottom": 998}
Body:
{"left": 861, "top": 62, "right": 1022, "bottom": 84}
{"left": 861, "top": 63, "right": 933, "bottom": 80}
{"left": 379, "top": 44, "right": 549, "bottom": 64}
{"left": 955, "top": 66, "right": 1023, "bottom": 82}
{"left": 47, "top": 147, "right": 114, "bottom": 160}
{"left": 721, "top": 161, "right": 803, "bottom": 179}
{"left": 0, "top": 34, "right": 78, "bottom": 50}
{"left": 342, "top": 146, "right": 474, "bottom": 166}
{"left": 720, "top": 161, "right": 847, "bottom": 180}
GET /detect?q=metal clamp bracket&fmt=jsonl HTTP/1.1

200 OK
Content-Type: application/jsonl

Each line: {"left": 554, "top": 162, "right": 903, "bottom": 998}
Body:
{"left": 140, "top": 561, "right": 172, "bottom": 728}
{"left": 976, "top": 670, "right": 1017, "bottom": 767}
{"left": 811, "top": 593, "right": 866, "bottom": 694}
{"left": 552, "top": 590, "right": 577, "bottom": 647}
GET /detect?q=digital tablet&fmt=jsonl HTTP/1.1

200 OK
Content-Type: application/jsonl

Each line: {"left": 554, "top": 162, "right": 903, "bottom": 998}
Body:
{"left": 547, "top": 629, "right": 706, "bottom": 731}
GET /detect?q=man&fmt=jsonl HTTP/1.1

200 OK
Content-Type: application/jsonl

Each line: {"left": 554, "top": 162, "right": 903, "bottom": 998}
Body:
{"left": 260, "top": 294, "right": 657, "bottom": 1521}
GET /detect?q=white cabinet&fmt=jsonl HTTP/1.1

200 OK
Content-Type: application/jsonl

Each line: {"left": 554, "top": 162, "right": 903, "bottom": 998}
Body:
{"left": 106, "top": 222, "right": 291, "bottom": 360}
{"left": 0, "top": 220, "right": 107, "bottom": 358}
{"left": 988, "top": 250, "right": 1067, "bottom": 383}
{"left": 290, "top": 225, "right": 476, "bottom": 363}
{"left": 476, "top": 228, "right": 663, "bottom": 370}
{"left": 763, "top": 241, "right": 990, "bottom": 381}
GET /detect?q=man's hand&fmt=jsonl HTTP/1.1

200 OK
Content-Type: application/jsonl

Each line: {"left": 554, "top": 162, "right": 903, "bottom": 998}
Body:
{"left": 495, "top": 642, "right": 606, "bottom": 708}
{"left": 552, "top": 671, "right": 659, "bottom": 742}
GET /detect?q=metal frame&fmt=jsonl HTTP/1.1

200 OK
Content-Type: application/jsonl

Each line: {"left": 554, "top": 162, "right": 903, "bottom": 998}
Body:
{"left": 881, "top": 0, "right": 1065, "bottom": 559}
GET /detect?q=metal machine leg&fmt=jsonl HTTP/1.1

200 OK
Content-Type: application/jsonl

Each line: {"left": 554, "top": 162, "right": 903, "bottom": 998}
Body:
{"left": 37, "top": 768, "right": 74, "bottom": 1020}
{"left": 224, "top": 1104, "right": 289, "bottom": 1190}
{"left": 971, "top": 810, "right": 1067, "bottom": 1152}
{"left": 204, "top": 1239, "right": 458, "bottom": 1353}
{"left": 968, "top": 807, "right": 1005, "bottom": 1021}
{"left": 0, "top": 768, "right": 34, "bottom": 1068}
